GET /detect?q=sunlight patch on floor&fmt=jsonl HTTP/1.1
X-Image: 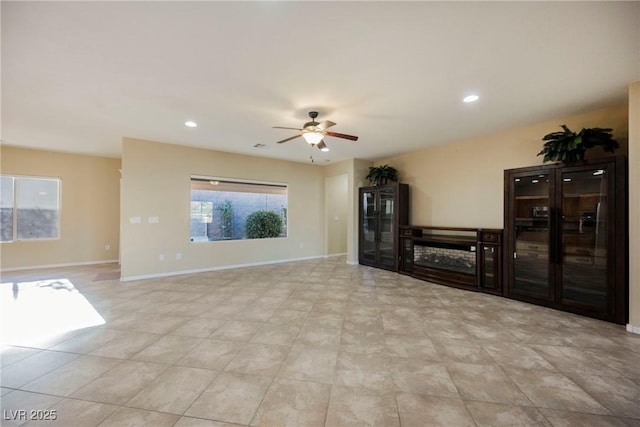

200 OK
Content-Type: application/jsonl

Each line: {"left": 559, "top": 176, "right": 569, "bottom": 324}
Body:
{"left": 0, "top": 278, "right": 105, "bottom": 346}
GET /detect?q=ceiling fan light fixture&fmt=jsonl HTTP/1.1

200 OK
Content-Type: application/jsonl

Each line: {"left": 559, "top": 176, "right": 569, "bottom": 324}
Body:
{"left": 302, "top": 132, "right": 324, "bottom": 145}
{"left": 317, "top": 141, "right": 329, "bottom": 152}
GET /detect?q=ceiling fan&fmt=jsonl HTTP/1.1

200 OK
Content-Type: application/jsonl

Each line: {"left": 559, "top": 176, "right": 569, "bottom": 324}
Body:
{"left": 273, "top": 111, "right": 359, "bottom": 152}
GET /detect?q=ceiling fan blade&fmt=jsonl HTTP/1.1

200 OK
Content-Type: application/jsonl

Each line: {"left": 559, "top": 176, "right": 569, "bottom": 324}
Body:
{"left": 316, "top": 120, "right": 336, "bottom": 131}
{"left": 324, "top": 131, "right": 359, "bottom": 141}
{"left": 317, "top": 140, "right": 328, "bottom": 151}
{"left": 275, "top": 134, "right": 302, "bottom": 144}
{"left": 273, "top": 126, "right": 303, "bottom": 131}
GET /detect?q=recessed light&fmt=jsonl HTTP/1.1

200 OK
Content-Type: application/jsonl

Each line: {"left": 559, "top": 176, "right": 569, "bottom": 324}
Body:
{"left": 185, "top": 121, "right": 197, "bottom": 128}
{"left": 463, "top": 95, "right": 479, "bottom": 103}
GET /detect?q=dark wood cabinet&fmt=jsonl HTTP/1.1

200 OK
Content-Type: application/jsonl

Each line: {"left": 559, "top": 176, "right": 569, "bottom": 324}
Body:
{"left": 504, "top": 156, "right": 627, "bottom": 324}
{"left": 478, "top": 230, "right": 503, "bottom": 295}
{"left": 358, "top": 183, "right": 409, "bottom": 271}
{"left": 399, "top": 226, "right": 503, "bottom": 294}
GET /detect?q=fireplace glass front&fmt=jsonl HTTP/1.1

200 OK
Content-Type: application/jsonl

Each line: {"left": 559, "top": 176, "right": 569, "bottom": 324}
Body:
{"left": 413, "top": 241, "right": 476, "bottom": 275}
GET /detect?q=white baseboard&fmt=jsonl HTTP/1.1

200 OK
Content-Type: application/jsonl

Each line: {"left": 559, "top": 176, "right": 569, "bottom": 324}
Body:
{"left": 121, "top": 255, "right": 326, "bottom": 282}
{"left": 324, "top": 252, "right": 347, "bottom": 258}
{"left": 626, "top": 324, "right": 640, "bottom": 335}
{"left": 346, "top": 260, "right": 359, "bottom": 265}
{"left": 1, "top": 259, "right": 119, "bottom": 273}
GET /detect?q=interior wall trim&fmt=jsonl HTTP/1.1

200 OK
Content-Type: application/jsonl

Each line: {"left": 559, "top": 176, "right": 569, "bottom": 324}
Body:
{"left": 1, "top": 259, "right": 119, "bottom": 272}
{"left": 120, "top": 255, "right": 325, "bottom": 282}
{"left": 627, "top": 324, "right": 640, "bottom": 335}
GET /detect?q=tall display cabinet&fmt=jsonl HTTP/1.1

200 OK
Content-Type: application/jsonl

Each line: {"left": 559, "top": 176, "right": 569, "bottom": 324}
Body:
{"left": 503, "top": 156, "right": 627, "bottom": 324}
{"left": 359, "top": 183, "right": 409, "bottom": 271}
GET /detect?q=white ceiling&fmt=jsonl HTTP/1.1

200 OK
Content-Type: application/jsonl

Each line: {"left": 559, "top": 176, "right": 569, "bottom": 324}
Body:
{"left": 2, "top": 2, "right": 639, "bottom": 164}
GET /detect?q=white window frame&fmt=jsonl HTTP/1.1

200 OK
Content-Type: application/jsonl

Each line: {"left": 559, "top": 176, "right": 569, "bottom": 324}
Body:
{"left": 1, "top": 175, "right": 62, "bottom": 242}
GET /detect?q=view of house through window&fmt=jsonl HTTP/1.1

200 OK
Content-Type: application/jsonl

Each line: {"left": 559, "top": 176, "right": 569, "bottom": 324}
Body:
{"left": 190, "top": 177, "right": 287, "bottom": 242}
{"left": 1, "top": 176, "right": 61, "bottom": 242}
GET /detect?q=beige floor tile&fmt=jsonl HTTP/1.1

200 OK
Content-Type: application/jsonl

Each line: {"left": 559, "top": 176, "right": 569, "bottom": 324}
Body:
{"left": 250, "top": 378, "right": 330, "bottom": 426}
{"left": 224, "top": 343, "right": 289, "bottom": 376}
{"left": 88, "top": 331, "right": 161, "bottom": 359}
{"left": 210, "top": 320, "right": 263, "bottom": 342}
{"left": 174, "top": 417, "right": 245, "bottom": 427}
{"left": 177, "top": 339, "right": 245, "bottom": 370}
{"left": 530, "top": 345, "right": 623, "bottom": 377}
{"left": 185, "top": 372, "right": 272, "bottom": 424}
{"left": 504, "top": 367, "right": 609, "bottom": 414}
{"left": 99, "top": 406, "right": 179, "bottom": 427}
{"left": 340, "top": 329, "right": 386, "bottom": 355}
{"left": 432, "top": 338, "right": 494, "bottom": 364}
{"left": 391, "top": 359, "right": 459, "bottom": 397}
{"left": 169, "top": 318, "right": 227, "bottom": 338}
{"left": 0, "top": 390, "right": 62, "bottom": 427}
{"left": 250, "top": 323, "right": 300, "bottom": 346}
{"left": 447, "top": 362, "right": 531, "bottom": 406}
{"left": 464, "top": 401, "right": 550, "bottom": 426}
{"left": 3, "top": 259, "right": 639, "bottom": 425}
{"left": 1, "top": 351, "right": 79, "bottom": 389}
{"left": 48, "top": 328, "right": 121, "bottom": 354}
{"left": 25, "top": 397, "right": 117, "bottom": 427}
{"left": 384, "top": 333, "right": 440, "bottom": 360}
{"left": 295, "top": 324, "right": 341, "bottom": 349}
{"left": 334, "top": 352, "right": 395, "bottom": 392}
{"left": 21, "top": 355, "right": 121, "bottom": 396}
{"left": 131, "top": 335, "right": 202, "bottom": 364}
{"left": 482, "top": 342, "right": 556, "bottom": 370}
{"left": 569, "top": 374, "right": 640, "bottom": 419}
{"left": 396, "top": 393, "right": 476, "bottom": 427}
{"left": 1, "top": 346, "right": 42, "bottom": 368}
{"left": 277, "top": 346, "right": 338, "bottom": 384}
{"left": 325, "top": 385, "right": 399, "bottom": 427}
{"left": 538, "top": 408, "right": 637, "bottom": 427}
{"left": 71, "top": 360, "right": 168, "bottom": 405}
{"left": 126, "top": 366, "right": 218, "bottom": 414}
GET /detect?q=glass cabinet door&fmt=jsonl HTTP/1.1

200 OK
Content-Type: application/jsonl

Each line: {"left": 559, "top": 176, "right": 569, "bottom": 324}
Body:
{"left": 361, "top": 190, "right": 377, "bottom": 265}
{"left": 560, "top": 167, "right": 609, "bottom": 311}
{"left": 512, "top": 173, "right": 552, "bottom": 299}
{"left": 378, "top": 189, "right": 395, "bottom": 269}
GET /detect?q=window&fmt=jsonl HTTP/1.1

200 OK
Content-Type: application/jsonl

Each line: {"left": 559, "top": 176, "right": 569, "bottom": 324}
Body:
{"left": 1, "top": 176, "right": 61, "bottom": 242}
{"left": 190, "top": 177, "right": 287, "bottom": 242}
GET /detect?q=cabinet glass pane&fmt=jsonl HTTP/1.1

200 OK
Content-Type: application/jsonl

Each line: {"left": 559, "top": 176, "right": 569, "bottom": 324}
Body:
{"left": 513, "top": 174, "right": 550, "bottom": 298}
{"left": 361, "top": 191, "right": 376, "bottom": 263}
{"left": 483, "top": 246, "right": 495, "bottom": 288}
{"left": 561, "top": 168, "right": 608, "bottom": 310}
{"left": 378, "top": 190, "right": 395, "bottom": 269}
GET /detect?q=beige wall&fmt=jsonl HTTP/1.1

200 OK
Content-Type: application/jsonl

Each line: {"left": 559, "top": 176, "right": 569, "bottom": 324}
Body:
{"left": 379, "top": 105, "right": 629, "bottom": 228}
{"left": 324, "top": 173, "right": 348, "bottom": 255}
{"left": 120, "top": 138, "right": 326, "bottom": 280}
{"left": 0, "top": 146, "right": 121, "bottom": 269}
{"left": 628, "top": 82, "right": 640, "bottom": 332}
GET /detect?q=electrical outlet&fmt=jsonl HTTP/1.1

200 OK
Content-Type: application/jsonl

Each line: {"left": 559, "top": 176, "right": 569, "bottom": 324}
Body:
{"left": 299, "top": 243, "right": 304, "bottom": 249}
{"left": 176, "top": 253, "right": 182, "bottom": 260}
{"left": 105, "top": 244, "right": 110, "bottom": 251}
{"left": 159, "top": 254, "right": 165, "bottom": 262}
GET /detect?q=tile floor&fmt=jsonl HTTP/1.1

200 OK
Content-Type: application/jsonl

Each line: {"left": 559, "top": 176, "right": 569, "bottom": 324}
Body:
{"left": 1, "top": 257, "right": 639, "bottom": 426}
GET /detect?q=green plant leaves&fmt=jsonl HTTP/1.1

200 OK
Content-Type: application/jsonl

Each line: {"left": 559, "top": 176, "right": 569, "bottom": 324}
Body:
{"left": 245, "top": 210, "right": 282, "bottom": 239}
{"left": 366, "top": 164, "right": 398, "bottom": 185}
{"left": 537, "top": 125, "right": 617, "bottom": 163}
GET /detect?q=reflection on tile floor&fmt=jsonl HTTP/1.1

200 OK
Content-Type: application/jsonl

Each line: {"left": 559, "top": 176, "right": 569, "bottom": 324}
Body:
{"left": 1, "top": 257, "right": 639, "bottom": 426}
